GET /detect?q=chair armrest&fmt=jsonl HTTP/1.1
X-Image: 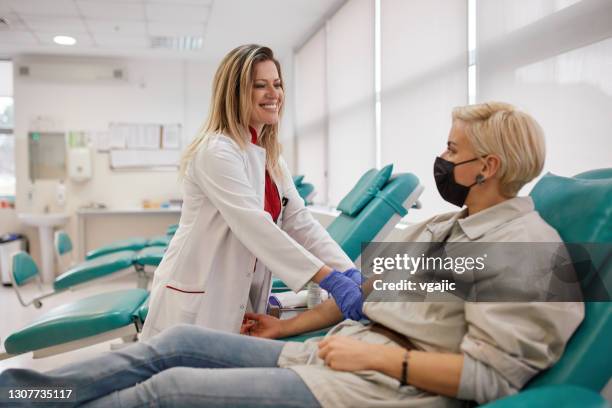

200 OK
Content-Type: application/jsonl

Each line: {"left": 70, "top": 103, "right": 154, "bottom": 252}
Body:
{"left": 280, "top": 328, "right": 330, "bottom": 342}
{"left": 480, "top": 384, "right": 609, "bottom": 408}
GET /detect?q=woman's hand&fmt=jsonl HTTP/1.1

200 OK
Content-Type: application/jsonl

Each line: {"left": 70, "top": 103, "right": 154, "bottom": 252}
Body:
{"left": 317, "top": 335, "right": 383, "bottom": 372}
{"left": 241, "top": 312, "right": 284, "bottom": 339}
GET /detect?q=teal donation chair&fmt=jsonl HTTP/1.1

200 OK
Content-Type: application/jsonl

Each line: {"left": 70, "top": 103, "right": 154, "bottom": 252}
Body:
{"left": 10, "top": 231, "right": 170, "bottom": 309}
{"left": 273, "top": 164, "right": 423, "bottom": 293}
{"left": 280, "top": 169, "right": 612, "bottom": 407}
{"left": 12, "top": 247, "right": 140, "bottom": 309}
{"left": 81, "top": 233, "right": 171, "bottom": 261}
{"left": 482, "top": 169, "right": 612, "bottom": 406}
{"left": 0, "top": 247, "right": 164, "bottom": 360}
{"left": 42, "top": 229, "right": 173, "bottom": 299}
{"left": 293, "top": 175, "right": 316, "bottom": 206}
{"left": 53, "top": 224, "right": 174, "bottom": 264}
{"left": 166, "top": 224, "right": 179, "bottom": 237}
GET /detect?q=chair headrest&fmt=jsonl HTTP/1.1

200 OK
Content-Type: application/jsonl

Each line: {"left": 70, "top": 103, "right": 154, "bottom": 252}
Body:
{"left": 337, "top": 164, "right": 393, "bottom": 216}
{"left": 12, "top": 251, "right": 39, "bottom": 287}
{"left": 292, "top": 174, "right": 305, "bottom": 186}
{"left": 55, "top": 231, "right": 73, "bottom": 256}
{"left": 530, "top": 171, "right": 612, "bottom": 243}
{"left": 530, "top": 171, "right": 612, "bottom": 299}
{"left": 574, "top": 168, "right": 612, "bottom": 181}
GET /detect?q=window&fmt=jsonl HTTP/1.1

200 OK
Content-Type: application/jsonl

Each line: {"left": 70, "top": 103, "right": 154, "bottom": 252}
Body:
{"left": 0, "top": 97, "right": 13, "bottom": 130}
{"left": 476, "top": 0, "right": 612, "bottom": 190}
{"left": 0, "top": 60, "right": 15, "bottom": 203}
{"left": 380, "top": 0, "right": 468, "bottom": 221}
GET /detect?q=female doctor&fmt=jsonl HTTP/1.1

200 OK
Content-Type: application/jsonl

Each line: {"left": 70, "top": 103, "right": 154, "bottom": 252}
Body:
{"left": 140, "top": 45, "right": 363, "bottom": 340}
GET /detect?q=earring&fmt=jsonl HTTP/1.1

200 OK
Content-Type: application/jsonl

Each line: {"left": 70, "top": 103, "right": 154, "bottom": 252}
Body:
{"left": 476, "top": 174, "right": 485, "bottom": 185}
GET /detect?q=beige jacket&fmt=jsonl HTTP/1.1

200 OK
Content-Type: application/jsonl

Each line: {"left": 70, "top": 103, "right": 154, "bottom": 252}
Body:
{"left": 277, "top": 197, "right": 584, "bottom": 407}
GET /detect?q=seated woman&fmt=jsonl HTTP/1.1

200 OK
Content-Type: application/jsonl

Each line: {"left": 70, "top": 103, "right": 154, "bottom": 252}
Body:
{"left": 0, "top": 102, "right": 583, "bottom": 408}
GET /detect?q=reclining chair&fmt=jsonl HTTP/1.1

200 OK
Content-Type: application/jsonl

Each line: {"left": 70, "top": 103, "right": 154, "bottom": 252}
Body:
{"left": 0, "top": 248, "right": 158, "bottom": 359}
{"left": 9, "top": 232, "right": 167, "bottom": 309}
{"left": 273, "top": 164, "right": 423, "bottom": 293}
{"left": 292, "top": 175, "right": 316, "bottom": 206}
{"left": 53, "top": 230, "right": 170, "bottom": 290}
{"left": 0, "top": 165, "right": 423, "bottom": 360}
{"left": 282, "top": 169, "right": 612, "bottom": 407}
{"left": 68, "top": 231, "right": 171, "bottom": 261}
{"left": 482, "top": 169, "right": 611, "bottom": 407}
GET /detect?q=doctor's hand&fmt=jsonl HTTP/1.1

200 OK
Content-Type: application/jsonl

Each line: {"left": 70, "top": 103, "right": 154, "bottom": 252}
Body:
{"left": 318, "top": 335, "right": 383, "bottom": 372}
{"left": 241, "top": 312, "right": 283, "bottom": 339}
{"left": 319, "top": 271, "right": 364, "bottom": 321}
{"left": 342, "top": 268, "right": 363, "bottom": 286}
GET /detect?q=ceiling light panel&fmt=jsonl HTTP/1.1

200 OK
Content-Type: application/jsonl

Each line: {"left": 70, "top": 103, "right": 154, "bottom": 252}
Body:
{"left": 86, "top": 20, "right": 147, "bottom": 35}
{"left": 77, "top": 1, "right": 146, "bottom": 21}
{"left": 5, "top": 0, "right": 80, "bottom": 17}
{"left": 146, "top": 3, "right": 210, "bottom": 23}
{"left": 151, "top": 36, "right": 203, "bottom": 51}
{"left": 39, "top": 33, "right": 92, "bottom": 46}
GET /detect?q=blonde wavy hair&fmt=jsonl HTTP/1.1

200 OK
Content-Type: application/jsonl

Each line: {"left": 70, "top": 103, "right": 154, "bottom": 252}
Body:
{"left": 180, "top": 44, "right": 284, "bottom": 176}
{"left": 452, "top": 102, "right": 546, "bottom": 197}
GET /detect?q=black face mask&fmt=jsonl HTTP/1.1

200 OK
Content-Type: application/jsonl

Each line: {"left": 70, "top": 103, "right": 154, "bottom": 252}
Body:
{"left": 433, "top": 156, "right": 482, "bottom": 207}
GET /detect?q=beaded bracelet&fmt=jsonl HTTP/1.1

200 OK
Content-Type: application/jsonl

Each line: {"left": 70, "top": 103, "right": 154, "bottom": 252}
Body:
{"left": 400, "top": 350, "right": 409, "bottom": 386}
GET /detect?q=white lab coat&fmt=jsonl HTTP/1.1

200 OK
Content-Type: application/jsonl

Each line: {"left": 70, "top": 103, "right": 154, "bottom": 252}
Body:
{"left": 140, "top": 131, "right": 353, "bottom": 340}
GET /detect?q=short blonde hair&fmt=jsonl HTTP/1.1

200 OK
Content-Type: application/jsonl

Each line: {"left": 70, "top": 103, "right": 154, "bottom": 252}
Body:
{"left": 180, "top": 44, "right": 283, "bottom": 176}
{"left": 452, "top": 102, "right": 545, "bottom": 197}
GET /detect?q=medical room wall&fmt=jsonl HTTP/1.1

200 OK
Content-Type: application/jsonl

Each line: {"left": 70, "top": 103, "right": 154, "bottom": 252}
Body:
{"left": 10, "top": 53, "right": 296, "bottom": 269}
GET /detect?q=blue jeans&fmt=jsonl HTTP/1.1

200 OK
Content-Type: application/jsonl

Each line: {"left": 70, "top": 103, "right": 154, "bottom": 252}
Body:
{"left": 0, "top": 324, "right": 320, "bottom": 407}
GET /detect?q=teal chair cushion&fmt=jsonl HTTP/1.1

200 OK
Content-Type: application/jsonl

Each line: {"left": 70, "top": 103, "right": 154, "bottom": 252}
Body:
{"left": 530, "top": 172, "right": 612, "bottom": 243}
{"left": 53, "top": 250, "right": 136, "bottom": 291}
{"left": 329, "top": 173, "right": 419, "bottom": 261}
{"left": 530, "top": 172, "right": 612, "bottom": 296}
{"left": 147, "top": 235, "right": 171, "bottom": 247}
{"left": 11, "top": 252, "right": 39, "bottom": 287}
{"left": 296, "top": 183, "right": 315, "bottom": 205}
{"left": 166, "top": 224, "right": 178, "bottom": 236}
{"left": 292, "top": 175, "right": 305, "bottom": 186}
{"left": 527, "top": 302, "right": 612, "bottom": 392}
{"left": 481, "top": 384, "right": 609, "bottom": 408}
{"left": 336, "top": 164, "right": 393, "bottom": 216}
{"left": 282, "top": 328, "right": 330, "bottom": 342}
{"left": 527, "top": 171, "right": 612, "bottom": 392}
{"left": 135, "top": 246, "right": 166, "bottom": 267}
{"left": 55, "top": 231, "right": 73, "bottom": 256}
{"left": 86, "top": 237, "right": 148, "bottom": 260}
{"left": 4, "top": 289, "right": 149, "bottom": 355}
{"left": 134, "top": 300, "right": 149, "bottom": 323}
{"left": 574, "top": 168, "right": 612, "bottom": 180}
{"left": 271, "top": 277, "right": 290, "bottom": 293}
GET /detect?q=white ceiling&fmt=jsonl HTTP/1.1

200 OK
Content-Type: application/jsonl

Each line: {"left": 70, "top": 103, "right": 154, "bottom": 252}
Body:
{"left": 0, "top": 0, "right": 344, "bottom": 61}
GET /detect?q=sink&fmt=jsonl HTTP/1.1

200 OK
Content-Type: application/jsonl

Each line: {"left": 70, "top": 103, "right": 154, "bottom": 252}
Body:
{"left": 18, "top": 213, "right": 70, "bottom": 227}
{"left": 18, "top": 213, "right": 70, "bottom": 283}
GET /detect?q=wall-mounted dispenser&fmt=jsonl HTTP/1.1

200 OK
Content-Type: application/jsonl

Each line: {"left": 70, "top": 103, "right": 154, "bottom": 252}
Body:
{"left": 68, "top": 147, "right": 92, "bottom": 182}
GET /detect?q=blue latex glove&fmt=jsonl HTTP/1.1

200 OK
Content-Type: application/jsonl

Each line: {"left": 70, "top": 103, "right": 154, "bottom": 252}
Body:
{"left": 319, "top": 270, "right": 364, "bottom": 321}
{"left": 342, "top": 268, "right": 363, "bottom": 286}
